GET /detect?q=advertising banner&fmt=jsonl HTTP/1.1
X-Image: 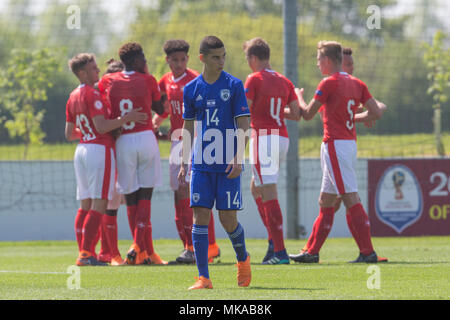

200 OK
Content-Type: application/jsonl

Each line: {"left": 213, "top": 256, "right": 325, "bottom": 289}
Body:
{"left": 368, "top": 159, "right": 450, "bottom": 236}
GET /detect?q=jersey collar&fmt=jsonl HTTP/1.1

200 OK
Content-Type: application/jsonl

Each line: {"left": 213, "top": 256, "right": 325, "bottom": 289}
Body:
{"left": 172, "top": 72, "right": 187, "bottom": 83}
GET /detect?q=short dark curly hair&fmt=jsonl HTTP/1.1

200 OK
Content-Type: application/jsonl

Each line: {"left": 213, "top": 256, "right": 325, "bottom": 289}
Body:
{"left": 343, "top": 47, "right": 353, "bottom": 56}
{"left": 163, "top": 39, "right": 190, "bottom": 56}
{"left": 118, "top": 42, "right": 143, "bottom": 67}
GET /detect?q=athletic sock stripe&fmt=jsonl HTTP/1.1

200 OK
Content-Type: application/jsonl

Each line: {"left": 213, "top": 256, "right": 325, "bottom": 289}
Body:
{"left": 229, "top": 224, "right": 243, "bottom": 239}
{"left": 192, "top": 227, "right": 209, "bottom": 235}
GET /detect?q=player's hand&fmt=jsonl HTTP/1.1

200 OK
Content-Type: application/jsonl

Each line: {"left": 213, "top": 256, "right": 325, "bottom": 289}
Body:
{"left": 295, "top": 88, "right": 304, "bottom": 100}
{"left": 178, "top": 165, "right": 188, "bottom": 186}
{"left": 123, "top": 107, "right": 148, "bottom": 124}
{"left": 226, "top": 163, "right": 242, "bottom": 179}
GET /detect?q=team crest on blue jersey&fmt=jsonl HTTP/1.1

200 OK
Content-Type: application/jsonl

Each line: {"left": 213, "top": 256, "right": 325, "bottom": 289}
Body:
{"left": 192, "top": 193, "right": 200, "bottom": 203}
{"left": 220, "top": 89, "right": 231, "bottom": 101}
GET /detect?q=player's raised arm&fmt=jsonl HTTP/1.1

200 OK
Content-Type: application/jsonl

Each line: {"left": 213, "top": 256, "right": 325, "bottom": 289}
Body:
{"left": 295, "top": 88, "right": 323, "bottom": 121}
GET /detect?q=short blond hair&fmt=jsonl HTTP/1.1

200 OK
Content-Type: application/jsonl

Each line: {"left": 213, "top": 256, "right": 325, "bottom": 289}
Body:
{"left": 317, "top": 41, "right": 342, "bottom": 65}
{"left": 68, "top": 53, "right": 95, "bottom": 76}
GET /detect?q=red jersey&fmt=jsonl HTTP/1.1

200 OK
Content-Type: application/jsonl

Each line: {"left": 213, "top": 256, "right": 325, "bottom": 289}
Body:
{"left": 244, "top": 69, "right": 297, "bottom": 138}
{"left": 98, "top": 71, "right": 161, "bottom": 134}
{"left": 158, "top": 69, "right": 199, "bottom": 139}
{"left": 65, "top": 84, "right": 114, "bottom": 148}
{"left": 314, "top": 72, "right": 372, "bottom": 142}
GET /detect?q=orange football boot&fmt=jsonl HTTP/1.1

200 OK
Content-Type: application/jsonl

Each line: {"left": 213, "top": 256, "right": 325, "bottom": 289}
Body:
{"left": 208, "top": 243, "right": 221, "bottom": 263}
{"left": 148, "top": 252, "right": 168, "bottom": 265}
{"left": 110, "top": 255, "right": 125, "bottom": 266}
{"left": 236, "top": 254, "right": 251, "bottom": 287}
{"left": 124, "top": 243, "right": 140, "bottom": 265}
{"left": 188, "top": 276, "right": 213, "bottom": 290}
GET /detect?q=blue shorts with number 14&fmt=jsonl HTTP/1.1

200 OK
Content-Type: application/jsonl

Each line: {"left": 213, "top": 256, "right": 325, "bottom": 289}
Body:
{"left": 190, "top": 170, "right": 243, "bottom": 211}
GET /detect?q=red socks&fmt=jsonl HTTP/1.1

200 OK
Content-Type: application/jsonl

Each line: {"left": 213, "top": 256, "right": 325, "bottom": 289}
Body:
{"left": 127, "top": 204, "right": 137, "bottom": 239}
{"left": 347, "top": 203, "right": 374, "bottom": 255}
{"left": 74, "top": 208, "right": 88, "bottom": 251}
{"left": 304, "top": 214, "right": 320, "bottom": 252}
{"left": 308, "top": 207, "right": 335, "bottom": 255}
{"left": 81, "top": 210, "right": 103, "bottom": 253}
{"left": 263, "top": 199, "right": 285, "bottom": 252}
{"left": 174, "top": 200, "right": 186, "bottom": 247}
{"left": 180, "top": 199, "right": 193, "bottom": 248}
{"left": 102, "top": 215, "right": 120, "bottom": 258}
{"left": 134, "top": 199, "right": 150, "bottom": 253}
{"left": 255, "top": 197, "right": 272, "bottom": 241}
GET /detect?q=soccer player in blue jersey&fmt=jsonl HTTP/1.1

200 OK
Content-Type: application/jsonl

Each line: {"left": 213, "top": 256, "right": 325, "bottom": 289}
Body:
{"left": 178, "top": 36, "right": 252, "bottom": 290}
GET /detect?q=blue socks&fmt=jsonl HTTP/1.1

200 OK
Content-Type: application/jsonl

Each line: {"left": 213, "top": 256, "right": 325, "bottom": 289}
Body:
{"left": 192, "top": 224, "right": 209, "bottom": 279}
{"left": 227, "top": 223, "right": 248, "bottom": 262}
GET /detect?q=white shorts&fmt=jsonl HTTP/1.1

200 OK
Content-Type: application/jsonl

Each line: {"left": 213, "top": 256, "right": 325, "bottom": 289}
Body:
{"left": 168, "top": 140, "right": 191, "bottom": 191}
{"left": 74, "top": 143, "right": 115, "bottom": 201}
{"left": 250, "top": 134, "right": 289, "bottom": 187}
{"left": 320, "top": 140, "right": 358, "bottom": 195}
{"left": 115, "top": 130, "right": 162, "bottom": 194}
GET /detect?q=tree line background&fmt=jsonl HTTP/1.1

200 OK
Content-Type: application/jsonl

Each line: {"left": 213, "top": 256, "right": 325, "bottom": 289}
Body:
{"left": 0, "top": 0, "right": 448, "bottom": 150}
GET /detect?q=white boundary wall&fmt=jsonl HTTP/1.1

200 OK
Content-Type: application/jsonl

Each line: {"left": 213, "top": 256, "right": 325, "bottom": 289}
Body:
{"left": 0, "top": 159, "right": 367, "bottom": 241}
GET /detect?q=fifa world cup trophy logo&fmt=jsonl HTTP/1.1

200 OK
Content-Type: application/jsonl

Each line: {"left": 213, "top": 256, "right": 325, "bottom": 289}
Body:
{"left": 392, "top": 171, "right": 405, "bottom": 200}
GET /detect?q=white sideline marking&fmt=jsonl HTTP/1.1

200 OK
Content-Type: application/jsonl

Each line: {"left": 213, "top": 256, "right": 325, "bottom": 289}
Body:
{"left": 0, "top": 270, "right": 66, "bottom": 275}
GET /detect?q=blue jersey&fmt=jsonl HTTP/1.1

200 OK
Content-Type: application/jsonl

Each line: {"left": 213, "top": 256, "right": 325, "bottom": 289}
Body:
{"left": 183, "top": 71, "right": 250, "bottom": 172}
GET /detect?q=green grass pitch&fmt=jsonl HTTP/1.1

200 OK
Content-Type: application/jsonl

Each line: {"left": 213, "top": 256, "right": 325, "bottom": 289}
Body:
{"left": 0, "top": 236, "right": 448, "bottom": 300}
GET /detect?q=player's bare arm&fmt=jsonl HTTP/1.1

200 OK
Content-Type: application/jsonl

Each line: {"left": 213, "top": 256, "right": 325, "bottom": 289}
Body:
{"left": 226, "top": 115, "right": 250, "bottom": 179}
{"left": 92, "top": 107, "right": 148, "bottom": 134}
{"left": 354, "top": 98, "right": 386, "bottom": 123}
{"left": 152, "top": 94, "right": 166, "bottom": 115}
{"left": 283, "top": 99, "right": 302, "bottom": 121}
{"left": 178, "top": 119, "right": 194, "bottom": 185}
{"left": 295, "top": 88, "right": 323, "bottom": 121}
{"left": 64, "top": 122, "right": 82, "bottom": 141}
{"left": 152, "top": 113, "right": 166, "bottom": 131}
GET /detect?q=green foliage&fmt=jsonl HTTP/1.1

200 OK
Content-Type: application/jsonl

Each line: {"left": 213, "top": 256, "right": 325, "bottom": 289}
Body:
{"left": 424, "top": 31, "right": 450, "bottom": 110}
{"left": 0, "top": 49, "right": 60, "bottom": 159}
{"left": 423, "top": 31, "right": 450, "bottom": 156}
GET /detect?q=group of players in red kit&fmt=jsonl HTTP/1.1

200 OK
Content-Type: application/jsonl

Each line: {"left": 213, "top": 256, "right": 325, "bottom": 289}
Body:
{"left": 65, "top": 36, "right": 388, "bottom": 277}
